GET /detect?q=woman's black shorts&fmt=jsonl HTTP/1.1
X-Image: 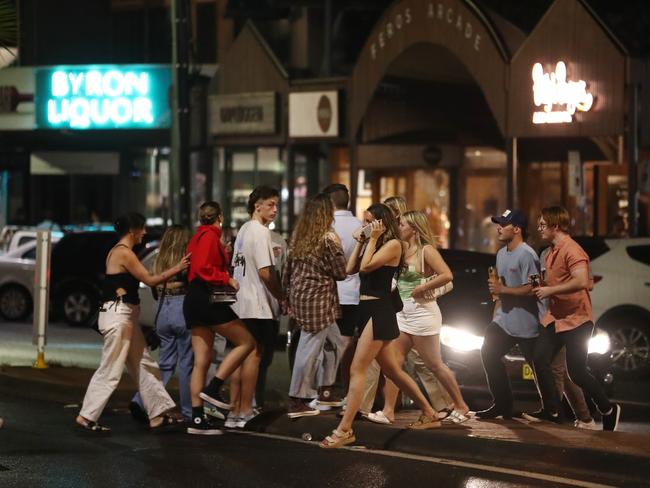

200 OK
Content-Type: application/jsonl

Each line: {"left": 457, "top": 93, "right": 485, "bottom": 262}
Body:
{"left": 184, "top": 280, "right": 238, "bottom": 329}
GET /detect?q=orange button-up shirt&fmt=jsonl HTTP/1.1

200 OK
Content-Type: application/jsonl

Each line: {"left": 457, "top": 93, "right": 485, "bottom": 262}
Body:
{"left": 541, "top": 236, "right": 593, "bottom": 332}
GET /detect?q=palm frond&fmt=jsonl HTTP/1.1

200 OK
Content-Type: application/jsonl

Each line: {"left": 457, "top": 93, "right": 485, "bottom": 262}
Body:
{"left": 0, "top": 0, "right": 17, "bottom": 50}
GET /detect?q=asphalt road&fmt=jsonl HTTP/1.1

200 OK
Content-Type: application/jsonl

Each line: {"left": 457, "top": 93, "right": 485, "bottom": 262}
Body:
{"left": 0, "top": 392, "right": 614, "bottom": 488}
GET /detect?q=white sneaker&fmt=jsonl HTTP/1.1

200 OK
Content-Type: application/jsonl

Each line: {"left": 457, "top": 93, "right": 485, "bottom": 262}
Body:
{"left": 204, "top": 405, "right": 225, "bottom": 421}
{"left": 224, "top": 412, "right": 241, "bottom": 429}
{"left": 308, "top": 398, "right": 332, "bottom": 411}
{"left": 236, "top": 411, "right": 258, "bottom": 428}
{"left": 574, "top": 419, "right": 599, "bottom": 430}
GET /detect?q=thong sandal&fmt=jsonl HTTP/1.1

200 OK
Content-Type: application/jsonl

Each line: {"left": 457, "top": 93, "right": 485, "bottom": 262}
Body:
{"left": 437, "top": 408, "right": 453, "bottom": 421}
{"left": 77, "top": 420, "right": 111, "bottom": 434}
{"left": 442, "top": 410, "right": 470, "bottom": 424}
{"left": 319, "top": 429, "right": 356, "bottom": 449}
{"left": 150, "top": 414, "right": 184, "bottom": 434}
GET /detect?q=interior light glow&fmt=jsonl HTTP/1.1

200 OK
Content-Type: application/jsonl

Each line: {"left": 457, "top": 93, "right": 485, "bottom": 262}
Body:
{"left": 532, "top": 61, "right": 594, "bottom": 124}
{"left": 588, "top": 329, "right": 611, "bottom": 355}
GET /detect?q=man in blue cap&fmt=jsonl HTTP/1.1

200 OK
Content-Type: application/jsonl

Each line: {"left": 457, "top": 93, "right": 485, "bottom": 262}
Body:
{"left": 476, "top": 209, "right": 543, "bottom": 420}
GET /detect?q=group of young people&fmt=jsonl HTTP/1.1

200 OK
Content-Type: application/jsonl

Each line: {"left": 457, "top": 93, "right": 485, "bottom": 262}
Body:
{"left": 73, "top": 182, "right": 620, "bottom": 447}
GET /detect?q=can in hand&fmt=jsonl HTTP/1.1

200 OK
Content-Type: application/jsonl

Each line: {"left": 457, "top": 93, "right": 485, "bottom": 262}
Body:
{"left": 529, "top": 274, "right": 541, "bottom": 288}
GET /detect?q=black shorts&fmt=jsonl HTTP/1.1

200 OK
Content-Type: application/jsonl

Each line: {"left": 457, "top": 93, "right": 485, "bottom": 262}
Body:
{"left": 336, "top": 304, "right": 360, "bottom": 337}
{"left": 183, "top": 280, "right": 238, "bottom": 329}
{"left": 243, "top": 318, "right": 276, "bottom": 347}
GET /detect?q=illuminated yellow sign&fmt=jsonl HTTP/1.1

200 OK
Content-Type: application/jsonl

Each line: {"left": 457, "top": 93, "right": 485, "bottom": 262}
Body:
{"left": 532, "top": 61, "right": 594, "bottom": 124}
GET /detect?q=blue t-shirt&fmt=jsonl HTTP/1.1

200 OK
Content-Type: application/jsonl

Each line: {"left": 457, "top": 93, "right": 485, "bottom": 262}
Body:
{"left": 493, "top": 243, "right": 541, "bottom": 338}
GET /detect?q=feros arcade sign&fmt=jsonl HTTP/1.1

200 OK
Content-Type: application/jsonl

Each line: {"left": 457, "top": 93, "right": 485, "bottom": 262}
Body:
{"left": 35, "top": 65, "right": 172, "bottom": 130}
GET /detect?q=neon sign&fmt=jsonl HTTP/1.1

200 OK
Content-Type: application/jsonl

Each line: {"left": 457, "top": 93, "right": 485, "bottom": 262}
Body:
{"left": 35, "top": 65, "right": 171, "bottom": 130}
{"left": 532, "top": 61, "right": 594, "bottom": 124}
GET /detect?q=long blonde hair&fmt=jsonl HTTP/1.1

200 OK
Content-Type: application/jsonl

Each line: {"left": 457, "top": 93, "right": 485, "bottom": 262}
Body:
{"left": 402, "top": 210, "right": 437, "bottom": 250}
{"left": 153, "top": 225, "right": 191, "bottom": 274}
{"left": 383, "top": 196, "right": 407, "bottom": 218}
{"left": 290, "top": 193, "right": 334, "bottom": 260}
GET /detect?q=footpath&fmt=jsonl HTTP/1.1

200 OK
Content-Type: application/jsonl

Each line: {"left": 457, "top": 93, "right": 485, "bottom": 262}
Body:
{"left": 2, "top": 365, "right": 649, "bottom": 487}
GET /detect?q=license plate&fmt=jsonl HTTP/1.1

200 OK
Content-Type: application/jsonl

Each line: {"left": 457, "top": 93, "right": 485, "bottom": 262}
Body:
{"left": 522, "top": 363, "right": 534, "bottom": 380}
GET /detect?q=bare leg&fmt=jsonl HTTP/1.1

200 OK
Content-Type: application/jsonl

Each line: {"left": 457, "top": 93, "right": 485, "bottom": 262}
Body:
{"left": 190, "top": 327, "right": 215, "bottom": 408}
{"left": 412, "top": 334, "right": 469, "bottom": 414}
{"left": 376, "top": 342, "right": 436, "bottom": 419}
{"left": 229, "top": 366, "right": 242, "bottom": 415}
{"left": 381, "top": 332, "right": 413, "bottom": 421}
{"left": 336, "top": 320, "right": 384, "bottom": 433}
{"left": 239, "top": 345, "right": 262, "bottom": 415}
{"left": 213, "top": 319, "right": 256, "bottom": 380}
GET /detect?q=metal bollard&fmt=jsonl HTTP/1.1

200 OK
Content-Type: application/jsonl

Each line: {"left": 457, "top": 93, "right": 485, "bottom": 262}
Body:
{"left": 32, "top": 230, "right": 51, "bottom": 369}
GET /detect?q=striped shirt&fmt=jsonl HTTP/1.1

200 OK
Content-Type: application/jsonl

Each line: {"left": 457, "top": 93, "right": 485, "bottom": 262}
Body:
{"left": 282, "top": 237, "right": 347, "bottom": 333}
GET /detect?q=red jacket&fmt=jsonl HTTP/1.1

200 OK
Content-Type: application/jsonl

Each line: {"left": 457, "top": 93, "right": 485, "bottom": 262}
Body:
{"left": 187, "top": 225, "right": 230, "bottom": 285}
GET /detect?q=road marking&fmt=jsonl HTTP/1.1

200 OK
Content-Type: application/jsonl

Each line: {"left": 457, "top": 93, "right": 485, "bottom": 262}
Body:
{"left": 230, "top": 430, "right": 616, "bottom": 488}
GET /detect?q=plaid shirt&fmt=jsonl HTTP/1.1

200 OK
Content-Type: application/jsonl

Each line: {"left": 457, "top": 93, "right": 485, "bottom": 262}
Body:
{"left": 282, "top": 237, "right": 347, "bottom": 333}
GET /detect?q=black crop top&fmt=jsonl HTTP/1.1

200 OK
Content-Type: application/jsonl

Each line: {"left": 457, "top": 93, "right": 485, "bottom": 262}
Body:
{"left": 359, "top": 265, "right": 399, "bottom": 298}
{"left": 102, "top": 272, "right": 141, "bottom": 305}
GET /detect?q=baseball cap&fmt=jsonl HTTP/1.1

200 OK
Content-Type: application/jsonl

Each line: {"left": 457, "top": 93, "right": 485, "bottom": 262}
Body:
{"left": 491, "top": 209, "right": 528, "bottom": 229}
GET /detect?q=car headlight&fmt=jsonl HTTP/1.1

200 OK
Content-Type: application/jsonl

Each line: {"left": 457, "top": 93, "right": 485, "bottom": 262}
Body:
{"left": 440, "top": 325, "right": 484, "bottom": 352}
{"left": 588, "top": 329, "right": 610, "bottom": 355}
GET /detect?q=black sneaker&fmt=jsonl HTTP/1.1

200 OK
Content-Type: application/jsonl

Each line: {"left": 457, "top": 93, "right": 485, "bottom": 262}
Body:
{"left": 199, "top": 387, "right": 231, "bottom": 410}
{"left": 187, "top": 416, "right": 224, "bottom": 436}
{"left": 475, "top": 405, "right": 512, "bottom": 420}
{"left": 602, "top": 404, "right": 621, "bottom": 432}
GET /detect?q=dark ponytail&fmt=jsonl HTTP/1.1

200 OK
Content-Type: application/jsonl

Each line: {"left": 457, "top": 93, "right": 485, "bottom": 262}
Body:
{"left": 114, "top": 212, "right": 146, "bottom": 236}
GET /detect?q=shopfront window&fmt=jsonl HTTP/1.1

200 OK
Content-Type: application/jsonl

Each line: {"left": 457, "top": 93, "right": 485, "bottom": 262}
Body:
{"left": 456, "top": 148, "right": 507, "bottom": 253}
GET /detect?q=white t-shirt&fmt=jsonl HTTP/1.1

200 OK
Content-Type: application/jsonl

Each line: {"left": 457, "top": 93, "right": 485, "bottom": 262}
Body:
{"left": 333, "top": 210, "right": 363, "bottom": 305}
{"left": 231, "top": 219, "right": 277, "bottom": 319}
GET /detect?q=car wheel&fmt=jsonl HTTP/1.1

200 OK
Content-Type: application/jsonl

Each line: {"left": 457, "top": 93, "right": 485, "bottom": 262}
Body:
{"left": 62, "top": 288, "right": 97, "bottom": 326}
{"left": 0, "top": 285, "right": 32, "bottom": 321}
{"left": 607, "top": 316, "right": 650, "bottom": 377}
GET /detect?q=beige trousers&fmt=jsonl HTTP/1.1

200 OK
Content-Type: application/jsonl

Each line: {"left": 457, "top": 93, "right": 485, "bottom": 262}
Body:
{"left": 80, "top": 301, "right": 175, "bottom": 422}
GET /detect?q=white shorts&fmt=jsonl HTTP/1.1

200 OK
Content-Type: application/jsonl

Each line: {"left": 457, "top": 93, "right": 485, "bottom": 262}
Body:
{"left": 396, "top": 297, "right": 442, "bottom": 336}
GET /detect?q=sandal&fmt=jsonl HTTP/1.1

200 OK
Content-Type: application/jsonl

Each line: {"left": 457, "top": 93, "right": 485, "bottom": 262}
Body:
{"left": 442, "top": 410, "right": 470, "bottom": 424}
{"left": 437, "top": 408, "right": 453, "bottom": 421}
{"left": 367, "top": 411, "right": 393, "bottom": 425}
{"left": 319, "top": 429, "right": 356, "bottom": 449}
{"left": 409, "top": 414, "right": 441, "bottom": 430}
{"left": 77, "top": 420, "right": 111, "bottom": 433}
{"left": 150, "top": 414, "right": 184, "bottom": 434}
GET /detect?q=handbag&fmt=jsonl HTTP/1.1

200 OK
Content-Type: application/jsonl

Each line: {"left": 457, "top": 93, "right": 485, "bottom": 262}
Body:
{"left": 419, "top": 248, "right": 453, "bottom": 301}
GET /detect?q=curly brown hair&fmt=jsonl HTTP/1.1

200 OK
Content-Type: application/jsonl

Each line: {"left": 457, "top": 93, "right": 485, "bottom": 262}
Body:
{"left": 289, "top": 193, "right": 334, "bottom": 260}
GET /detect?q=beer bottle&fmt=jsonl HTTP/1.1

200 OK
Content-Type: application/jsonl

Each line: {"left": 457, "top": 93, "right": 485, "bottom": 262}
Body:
{"left": 488, "top": 266, "right": 499, "bottom": 302}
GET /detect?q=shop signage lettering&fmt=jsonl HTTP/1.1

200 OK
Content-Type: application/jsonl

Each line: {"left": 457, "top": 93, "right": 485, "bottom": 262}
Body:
{"left": 220, "top": 105, "right": 264, "bottom": 124}
{"left": 35, "top": 65, "right": 172, "bottom": 130}
{"left": 209, "top": 92, "right": 276, "bottom": 135}
{"left": 370, "top": 1, "right": 481, "bottom": 61}
{"left": 532, "top": 61, "right": 594, "bottom": 124}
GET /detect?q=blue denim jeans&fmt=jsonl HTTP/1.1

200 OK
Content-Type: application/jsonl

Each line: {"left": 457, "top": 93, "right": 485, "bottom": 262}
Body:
{"left": 133, "top": 295, "right": 193, "bottom": 420}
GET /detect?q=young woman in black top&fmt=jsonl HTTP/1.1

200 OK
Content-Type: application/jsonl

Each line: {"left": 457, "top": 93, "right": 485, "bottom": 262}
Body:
{"left": 76, "top": 213, "right": 190, "bottom": 433}
{"left": 320, "top": 204, "right": 440, "bottom": 448}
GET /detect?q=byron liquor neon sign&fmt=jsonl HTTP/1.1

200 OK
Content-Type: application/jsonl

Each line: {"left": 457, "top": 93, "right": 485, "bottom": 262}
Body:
{"left": 35, "top": 65, "right": 172, "bottom": 130}
{"left": 532, "top": 61, "right": 594, "bottom": 124}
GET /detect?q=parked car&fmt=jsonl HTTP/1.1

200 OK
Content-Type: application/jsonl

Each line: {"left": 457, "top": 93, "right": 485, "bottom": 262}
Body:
{"left": 573, "top": 236, "right": 650, "bottom": 377}
{"left": 138, "top": 248, "right": 159, "bottom": 328}
{"left": 0, "top": 236, "right": 64, "bottom": 321}
{"left": 0, "top": 241, "right": 39, "bottom": 320}
{"left": 0, "top": 226, "right": 63, "bottom": 255}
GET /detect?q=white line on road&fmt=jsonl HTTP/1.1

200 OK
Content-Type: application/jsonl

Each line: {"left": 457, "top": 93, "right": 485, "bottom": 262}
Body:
{"left": 230, "top": 430, "right": 616, "bottom": 488}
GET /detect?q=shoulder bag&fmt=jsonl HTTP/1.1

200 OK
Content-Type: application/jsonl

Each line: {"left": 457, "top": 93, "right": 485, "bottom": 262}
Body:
{"left": 419, "top": 247, "right": 453, "bottom": 301}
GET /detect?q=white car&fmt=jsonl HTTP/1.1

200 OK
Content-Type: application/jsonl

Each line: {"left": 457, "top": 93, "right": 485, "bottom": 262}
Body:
{"left": 0, "top": 241, "right": 38, "bottom": 320}
{"left": 579, "top": 237, "right": 650, "bottom": 376}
